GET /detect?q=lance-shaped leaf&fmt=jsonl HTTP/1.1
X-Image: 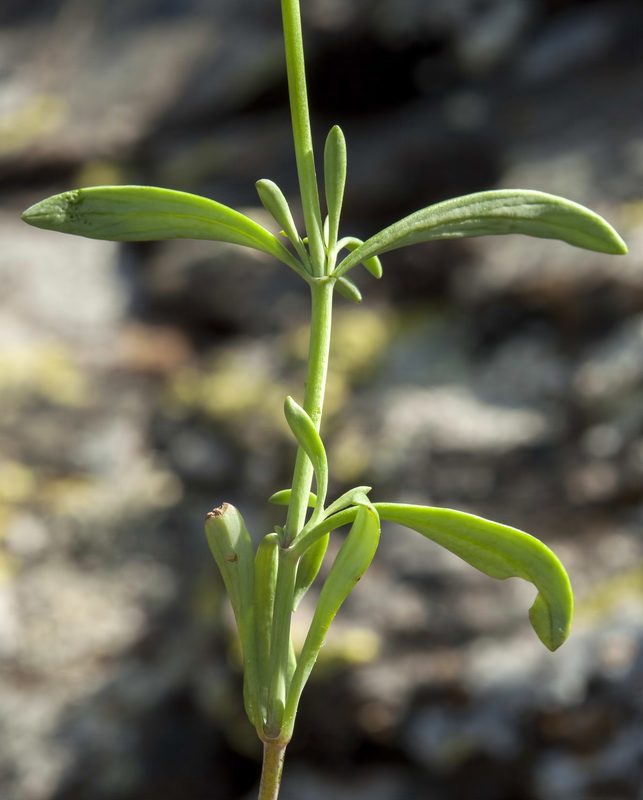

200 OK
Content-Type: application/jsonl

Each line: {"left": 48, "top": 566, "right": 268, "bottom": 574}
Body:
{"left": 22, "top": 185, "right": 306, "bottom": 275}
{"left": 336, "top": 236, "right": 383, "bottom": 278}
{"left": 205, "top": 503, "right": 261, "bottom": 727}
{"left": 324, "top": 125, "right": 347, "bottom": 253}
{"left": 283, "top": 502, "right": 380, "bottom": 738}
{"left": 283, "top": 396, "right": 328, "bottom": 511}
{"left": 333, "top": 190, "right": 627, "bottom": 277}
{"left": 254, "top": 532, "right": 280, "bottom": 712}
{"left": 374, "top": 503, "right": 573, "bottom": 651}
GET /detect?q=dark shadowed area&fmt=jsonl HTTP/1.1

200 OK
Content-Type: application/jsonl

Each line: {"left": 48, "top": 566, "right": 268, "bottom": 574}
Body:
{"left": 1, "top": 1, "right": 642, "bottom": 798}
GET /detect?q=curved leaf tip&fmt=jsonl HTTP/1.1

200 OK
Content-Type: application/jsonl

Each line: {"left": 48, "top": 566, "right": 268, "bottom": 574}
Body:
{"left": 283, "top": 396, "right": 329, "bottom": 510}
{"left": 374, "top": 503, "right": 573, "bottom": 651}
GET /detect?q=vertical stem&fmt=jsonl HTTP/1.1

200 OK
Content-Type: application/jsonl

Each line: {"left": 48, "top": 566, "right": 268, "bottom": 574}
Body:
{"left": 257, "top": 11, "right": 333, "bottom": 800}
{"left": 265, "top": 548, "right": 298, "bottom": 735}
{"left": 269, "top": 280, "right": 334, "bottom": 734}
{"left": 284, "top": 279, "right": 334, "bottom": 545}
{"left": 258, "top": 741, "right": 287, "bottom": 800}
{"left": 281, "top": 0, "right": 325, "bottom": 275}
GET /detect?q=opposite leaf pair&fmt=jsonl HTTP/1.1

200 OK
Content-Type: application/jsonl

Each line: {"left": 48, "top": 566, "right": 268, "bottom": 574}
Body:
{"left": 22, "top": 141, "right": 627, "bottom": 293}
{"left": 205, "top": 395, "right": 573, "bottom": 747}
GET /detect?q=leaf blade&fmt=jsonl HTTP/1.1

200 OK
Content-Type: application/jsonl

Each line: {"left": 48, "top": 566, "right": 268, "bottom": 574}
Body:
{"left": 22, "top": 185, "right": 305, "bottom": 274}
{"left": 283, "top": 396, "right": 329, "bottom": 511}
{"left": 335, "top": 275, "right": 363, "bottom": 303}
{"left": 324, "top": 125, "right": 347, "bottom": 254}
{"left": 374, "top": 503, "right": 573, "bottom": 651}
{"left": 334, "top": 189, "right": 627, "bottom": 276}
{"left": 256, "top": 179, "right": 300, "bottom": 244}
{"left": 204, "top": 503, "right": 261, "bottom": 727}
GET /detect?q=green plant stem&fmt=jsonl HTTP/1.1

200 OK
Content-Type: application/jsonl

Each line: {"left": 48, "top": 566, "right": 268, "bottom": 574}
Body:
{"left": 265, "top": 546, "right": 298, "bottom": 735}
{"left": 284, "top": 279, "right": 334, "bottom": 546}
{"left": 258, "top": 741, "right": 287, "bottom": 800}
{"left": 281, "top": 0, "right": 325, "bottom": 276}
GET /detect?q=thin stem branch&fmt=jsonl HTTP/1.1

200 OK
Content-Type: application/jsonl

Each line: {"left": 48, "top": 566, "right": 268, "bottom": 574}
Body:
{"left": 280, "top": 0, "right": 325, "bottom": 275}
{"left": 258, "top": 741, "right": 287, "bottom": 800}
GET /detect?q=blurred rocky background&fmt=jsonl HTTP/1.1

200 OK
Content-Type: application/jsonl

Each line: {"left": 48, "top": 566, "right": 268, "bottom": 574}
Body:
{"left": 1, "top": 0, "right": 642, "bottom": 798}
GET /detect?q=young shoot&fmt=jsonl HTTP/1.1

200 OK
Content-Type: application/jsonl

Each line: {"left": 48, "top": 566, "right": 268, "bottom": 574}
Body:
{"left": 22, "top": 0, "right": 627, "bottom": 797}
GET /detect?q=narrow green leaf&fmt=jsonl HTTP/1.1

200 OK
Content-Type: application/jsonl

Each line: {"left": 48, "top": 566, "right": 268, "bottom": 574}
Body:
{"left": 22, "top": 185, "right": 306, "bottom": 275}
{"left": 205, "top": 503, "right": 255, "bottom": 634}
{"left": 254, "top": 532, "right": 280, "bottom": 712}
{"left": 290, "top": 487, "right": 373, "bottom": 608}
{"left": 283, "top": 396, "right": 328, "bottom": 510}
{"left": 204, "top": 503, "right": 261, "bottom": 726}
{"left": 336, "top": 236, "right": 383, "bottom": 278}
{"left": 324, "top": 125, "right": 347, "bottom": 253}
{"left": 256, "top": 179, "right": 311, "bottom": 271}
{"left": 256, "top": 179, "right": 300, "bottom": 243}
{"left": 334, "top": 189, "right": 627, "bottom": 277}
{"left": 293, "top": 533, "right": 329, "bottom": 610}
{"left": 374, "top": 503, "right": 573, "bottom": 651}
{"left": 335, "top": 275, "right": 363, "bottom": 303}
{"left": 284, "top": 504, "right": 380, "bottom": 736}
{"left": 269, "top": 489, "right": 317, "bottom": 507}
{"left": 265, "top": 548, "right": 298, "bottom": 733}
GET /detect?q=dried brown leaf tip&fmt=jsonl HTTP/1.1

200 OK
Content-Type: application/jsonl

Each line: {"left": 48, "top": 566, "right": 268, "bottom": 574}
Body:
{"left": 206, "top": 502, "right": 229, "bottom": 520}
